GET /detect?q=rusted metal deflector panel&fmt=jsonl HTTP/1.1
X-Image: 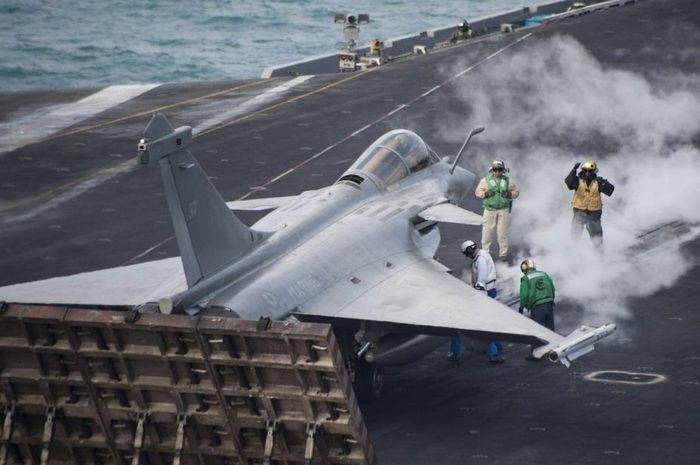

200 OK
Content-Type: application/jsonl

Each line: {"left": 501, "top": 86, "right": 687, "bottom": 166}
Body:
{"left": 0, "top": 304, "right": 376, "bottom": 465}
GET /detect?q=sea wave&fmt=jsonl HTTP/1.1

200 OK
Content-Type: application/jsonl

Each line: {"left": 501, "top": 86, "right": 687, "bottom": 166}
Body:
{"left": 0, "top": 0, "right": 526, "bottom": 92}
{"left": 204, "top": 15, "right": 249, "bottom": 26}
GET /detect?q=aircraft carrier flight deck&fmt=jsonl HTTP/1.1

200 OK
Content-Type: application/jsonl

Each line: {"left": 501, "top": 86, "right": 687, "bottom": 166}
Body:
{"left": 1, "top": 0, "right": 698, "bottom": 463}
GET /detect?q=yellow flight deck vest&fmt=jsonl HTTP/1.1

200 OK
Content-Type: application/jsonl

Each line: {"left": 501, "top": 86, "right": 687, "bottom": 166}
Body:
{"left": 572, "top": 178, "right": 602, "bottom": 211}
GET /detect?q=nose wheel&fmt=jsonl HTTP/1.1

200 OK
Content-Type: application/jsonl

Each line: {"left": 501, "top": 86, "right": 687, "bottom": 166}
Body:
{"left": 353, "top": 358, "right": 384, "bottom": 402}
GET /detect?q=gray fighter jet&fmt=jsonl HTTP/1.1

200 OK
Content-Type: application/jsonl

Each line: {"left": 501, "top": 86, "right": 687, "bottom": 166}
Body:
{"left": 0, "top": 114, "right": 615, "bottom": 399}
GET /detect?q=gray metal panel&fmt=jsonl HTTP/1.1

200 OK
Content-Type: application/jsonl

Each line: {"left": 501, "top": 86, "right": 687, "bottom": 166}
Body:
{"left": 227, "top": 195, "right": 300, "bottom": 211}
{"left": 298, "top": 258, "right": 565, "bottom": 345}
{"left": 0, "top": 257, "right": 186, "bottom": 307}
{"left": 418, "top": 203, "right": 483, "bottom": 225}
{"left": 159, "top": 155, "right": 202, "bottom": 286}
{"left": 227, "top": 190, "right": 320, "bottom": 212}
{"left": 161, "top": 148, "right": 255, "bottom": 286}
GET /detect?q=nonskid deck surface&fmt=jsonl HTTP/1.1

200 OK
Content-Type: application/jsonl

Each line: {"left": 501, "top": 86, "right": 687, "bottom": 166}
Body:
{"left": 1, "top": 0, "right": 699, "bottom": 463}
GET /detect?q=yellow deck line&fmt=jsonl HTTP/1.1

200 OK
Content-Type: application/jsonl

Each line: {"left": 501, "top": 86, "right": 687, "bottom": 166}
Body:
{"left": 196, "top": 69, "right": 375, "bottom": 138}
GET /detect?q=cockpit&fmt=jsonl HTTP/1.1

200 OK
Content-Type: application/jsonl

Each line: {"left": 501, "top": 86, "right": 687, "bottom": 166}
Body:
{"left": 346, "top": 130, "right": 440, "bottom": 186}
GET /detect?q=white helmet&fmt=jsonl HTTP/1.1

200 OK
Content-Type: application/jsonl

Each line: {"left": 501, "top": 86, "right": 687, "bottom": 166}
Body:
{"left": 520, "top": 258, "right": 536, "bottom": 274}
{"left": 461, "top": 240, "right": 478, "bottom": 256}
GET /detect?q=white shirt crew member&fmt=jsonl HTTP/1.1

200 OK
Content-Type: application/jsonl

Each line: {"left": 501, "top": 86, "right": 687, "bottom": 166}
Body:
{"left": 471, "top": 249, "right": 497, "bottom": 290}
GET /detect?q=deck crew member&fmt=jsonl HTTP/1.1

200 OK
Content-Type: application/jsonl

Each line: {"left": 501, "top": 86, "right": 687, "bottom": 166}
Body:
{"left": 475, "top": 160, "right": 519, "bottom": 261}
{"left": 369, "top": 38, "right": 382, "bottom": 57}
{"left": 518, "top": 259, "right": 556, "bottom": 361}
{"left": 448, "top": 240, "right": 504, "bottom": 363}
{"left": 565, "top": 160, "right": 614, "bottom": 243}
{"left": 451, "top": 19, "right": 475, "bottom": 42}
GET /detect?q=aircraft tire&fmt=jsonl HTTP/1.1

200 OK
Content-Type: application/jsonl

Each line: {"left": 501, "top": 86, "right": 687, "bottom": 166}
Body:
{"left": 354, "top": 359, "right": 384, "bottom": 402}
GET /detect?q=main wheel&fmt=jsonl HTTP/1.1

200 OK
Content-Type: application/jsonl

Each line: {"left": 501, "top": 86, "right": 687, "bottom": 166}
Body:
{"left": 354, "top": 359, "right": 384, "bottom": 402}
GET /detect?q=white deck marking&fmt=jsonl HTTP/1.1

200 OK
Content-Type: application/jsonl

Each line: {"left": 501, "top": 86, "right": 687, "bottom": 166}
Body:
{"left": 0, "top": 84, "right": 160, "bottom": 154}
{"left": 192, "top": 76, "right": 314, "bottom": 135}
{"left": 1, "top": 159, "right": 136, "bottom": 226}
{"left": 584, "top": 370, "right": 668, "bottom": 386}
{"left": 123, "top": 235, "right": 175, "bottom": 265}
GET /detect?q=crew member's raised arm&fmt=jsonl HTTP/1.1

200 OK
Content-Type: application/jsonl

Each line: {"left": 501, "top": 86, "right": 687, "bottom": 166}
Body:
{"left": 565, "top": 162, "right": 580, "bottom": 190}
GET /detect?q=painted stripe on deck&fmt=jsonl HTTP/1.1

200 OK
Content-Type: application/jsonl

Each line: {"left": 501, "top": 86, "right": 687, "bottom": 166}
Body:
{"left": 0, "top": 83, "right": 160, "bottom": 154}
{"left": 1, "top": 159, "right": 136, "bottom": 226}
{"left": 193, "top": 76, "right": 315, "bottom": 135}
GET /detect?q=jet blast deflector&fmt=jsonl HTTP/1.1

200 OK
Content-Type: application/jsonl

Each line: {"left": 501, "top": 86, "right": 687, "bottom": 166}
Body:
{"left": 0, "top": 303, "right": 376, "bottom": 465}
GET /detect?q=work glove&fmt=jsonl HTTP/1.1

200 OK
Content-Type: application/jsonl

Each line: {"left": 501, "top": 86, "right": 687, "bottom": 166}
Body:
{"left": 484, "top": 190, "right": 494, "bottom": 198}
{"left": 474, "top": 282, "right": 485, "bottom": 291}
{"left": 573, "top": 162, "right": 581, "bottom": 171}
{"left": 505, "top": 191, "right": 512, "bottom": 199}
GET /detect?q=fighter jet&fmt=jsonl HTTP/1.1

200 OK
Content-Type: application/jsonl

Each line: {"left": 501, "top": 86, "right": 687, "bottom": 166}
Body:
{"left": 0, "top": 114, "right": 615, "bottom": 399}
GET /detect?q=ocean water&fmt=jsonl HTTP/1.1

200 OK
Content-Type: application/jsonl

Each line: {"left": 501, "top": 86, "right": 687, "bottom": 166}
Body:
{"left": 1, "top": 0, "right": 527, "bottom": 93}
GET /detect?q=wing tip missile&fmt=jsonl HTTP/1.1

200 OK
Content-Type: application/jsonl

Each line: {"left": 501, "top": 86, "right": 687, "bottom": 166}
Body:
{"left": 535, "top": 323, "right": 617, "bottom": 367}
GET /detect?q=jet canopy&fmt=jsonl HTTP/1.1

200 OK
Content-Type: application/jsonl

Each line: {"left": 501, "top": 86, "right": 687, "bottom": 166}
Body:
{"left": 349, "top": 130, "right": 439, "bottom": 186}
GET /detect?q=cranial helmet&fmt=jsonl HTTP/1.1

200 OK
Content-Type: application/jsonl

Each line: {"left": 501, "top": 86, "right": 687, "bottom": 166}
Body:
{"left": 581, "top": 160, "right": 598, "bottom": 172}
{"left": 520, "top": 258, "right": 536, "bottom": 274}
{"left": 461, "top": 240, "right": 478, "bottom": 256}
{"left": 490, "top": 160, "right": 505, "bottom": 171}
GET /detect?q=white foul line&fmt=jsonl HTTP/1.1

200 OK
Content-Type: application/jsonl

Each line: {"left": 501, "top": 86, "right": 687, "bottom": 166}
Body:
{"left": 122, "top": 235, "right": 175, "bottom": 265}
{"left": 1, "top": 159, "right": 137, "bottom": 226}
{"left": 0, "top": 84, "right": 161, "bottom": 154}
{"left": 192, "top": 76, "right": 315, "bottom": 135}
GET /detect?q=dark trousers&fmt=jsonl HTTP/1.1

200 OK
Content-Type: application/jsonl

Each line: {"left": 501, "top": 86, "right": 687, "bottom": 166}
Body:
{"left": 571, "top": 208, "right": 603, "bottom": 242}
{"left": 531, "top": 301, "right": 555, "bottom": 331}
{"left": 530, "top": 301, "right": 555, "bottom": 355}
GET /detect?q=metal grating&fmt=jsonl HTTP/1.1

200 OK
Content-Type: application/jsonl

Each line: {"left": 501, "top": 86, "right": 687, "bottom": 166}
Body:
{"left": 0, "top": 304, "right": 375, "bottom": 465}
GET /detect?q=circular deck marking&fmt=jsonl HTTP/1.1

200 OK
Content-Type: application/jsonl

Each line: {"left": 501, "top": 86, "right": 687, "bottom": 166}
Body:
{"left": 584, "top": 370, "right": 667, "bottom": 386}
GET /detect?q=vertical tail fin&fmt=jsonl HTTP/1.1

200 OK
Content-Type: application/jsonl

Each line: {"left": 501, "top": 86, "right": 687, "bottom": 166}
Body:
{"left": 138, "top": 113, "right": 254, "bottom": 287}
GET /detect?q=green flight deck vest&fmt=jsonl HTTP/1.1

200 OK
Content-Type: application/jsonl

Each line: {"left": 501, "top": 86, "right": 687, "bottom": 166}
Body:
{"left": 519, "top": 269, "right": 555, "bottom": 310}
{"left": 483, "top": 174, "right": 510, "bottom": 211}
